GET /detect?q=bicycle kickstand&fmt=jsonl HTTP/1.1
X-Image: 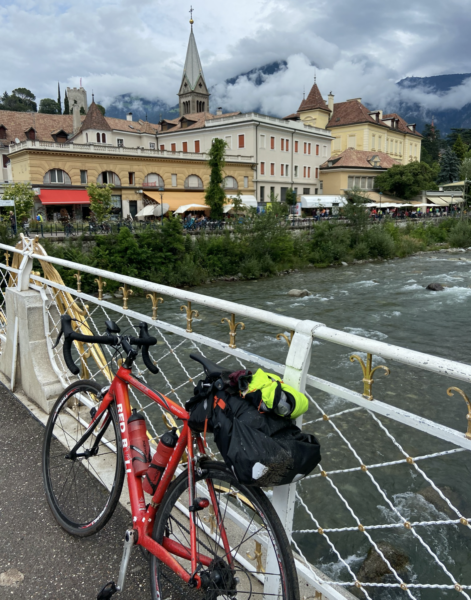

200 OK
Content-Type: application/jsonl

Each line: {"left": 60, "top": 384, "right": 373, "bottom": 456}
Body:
{"left": 96, "top": 529, "right": 137, "bottom": 599}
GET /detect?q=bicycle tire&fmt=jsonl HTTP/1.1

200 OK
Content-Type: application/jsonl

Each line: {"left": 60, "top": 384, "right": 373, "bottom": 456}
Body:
{"left": 149, "top": 461, "right": 299, "bottom": 600}
{"left": 42, "top": 379, "right": 125, "bottom": 537}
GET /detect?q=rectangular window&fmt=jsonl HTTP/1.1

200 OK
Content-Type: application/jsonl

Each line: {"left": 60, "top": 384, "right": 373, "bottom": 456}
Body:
{"left": 270, "top": 186, "right": 275, "bottom": 198}
{"left": 281, "top": 164, "right": 284, "bottom": 176}
{"left": 286, "top": 139, "right": 289, "bottom": 152}
{"left": 348, "top": 134, "right": 356, "bottom": 149}
{"left": 128, "top": 172, "right": 135, "bottom": 185}
{"left": 238, "top": 134, "right": 245, "bottom": 149}
{"left": 260, "top": 134, "right": 266, "bottom": 149}
{"left": 303, "top": 187, "right": 310, "bottom": 195}
{"left": 333, "top": 137, "right": 341, "bottom": 150}
{"left": 285, "top": 164, "right": 289, "bottom": 177}
{"left": 315, "top": 167, "right": 319, "bottom": 178}
{"left": 171, "top": 143, "right": 176, "bottom": 153}
{"left": 371, "top": 134, "right": 376, "bottom": 150}
{"left": 244, "top": 176, "right": 249, "bottom": 188}
{"left": 304, "top": 142, "right": 307, "bottom": 154}
{"left": 281, "top": 139, "right": 285, "bottom": 151}
{"left": 160, "top": 144, "right": 165, "bottom": 151}
{"left": 149, "top": 142, "right": 156, "bottom": 149}
{"left": 225, "top": 135, "right": 232, "bottom": 150}
{"left": 294, "top": 165, "right": 298, "bottom": 177}
{"left": 348, "top": 176, "right": 354, "bottom": 188}
{"left": 117, "top": 138, "right": 124, "bottom": 147}
{"left": 182, "top": 141, "right": 188, "bottom": 153}
{"left": 295, "top": 141, "right": 299, "bottom": 153}
{"left": 195, "top": 140, "right": 200, "bottom": 153}
{"left": 171, "top": 174, "right": 177, "bottom": 187}
{"left": 308, "top": 143, "right": 311, "bottom": 155}
{"left": 270, "top": 136, "right": 275, "bottom": 150}
{"left": 316, "top": 144, "right": 319, "bottom": 155}
{"left": 260, "top": 162, "right": 265, "bottom": 175}
{"left": 270, "top": 163, "right": 275, "bottom": 176}
{"left": 303, "top": 166, "right": 307, "bottom": 178}
{"left": 80, "top": 170, "right": 88, "bottom": 184}
{"left": 129, "top": 200, "right": 137, "bottom": 218}
{"left": 378, "top": 136, "right": 382, "bottom": 150}
{"left": 367, "top": 177, "right": 374, "bottom": 189}
{"left": 260, "top": 186, "right": 265, "bottom": 201}
{"left": 308, "top": 167, "right": 311, "bottom": 178}
{"left": 322, "top": 145, "right": 327, "bottom": 157}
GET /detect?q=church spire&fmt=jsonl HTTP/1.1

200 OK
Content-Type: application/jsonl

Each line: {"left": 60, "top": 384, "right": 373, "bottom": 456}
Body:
{"left": 178, "top": 10, "right": 210, "bottom": 116}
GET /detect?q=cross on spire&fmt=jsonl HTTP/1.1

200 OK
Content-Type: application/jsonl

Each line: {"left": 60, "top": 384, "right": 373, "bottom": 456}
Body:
{"left": 189, "top": 5, "right": 194, "bottom": 26}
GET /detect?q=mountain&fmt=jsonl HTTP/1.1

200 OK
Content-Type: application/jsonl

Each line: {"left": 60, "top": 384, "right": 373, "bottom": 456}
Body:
{"left": 103, "top": 68, "right": 471, "bottom": 136}
{"left": 392, "top": 73, "right": 471, "bottom": 134}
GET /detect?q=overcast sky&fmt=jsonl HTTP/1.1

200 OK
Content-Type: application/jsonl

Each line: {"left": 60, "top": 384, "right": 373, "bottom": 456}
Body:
{"left": 2, "top": 0, "right": 471, "bottom": 117}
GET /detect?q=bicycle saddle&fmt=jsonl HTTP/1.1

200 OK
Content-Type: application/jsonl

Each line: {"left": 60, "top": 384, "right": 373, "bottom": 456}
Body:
{"left": 189, "top": 353, "right": 223, "bottom": 378}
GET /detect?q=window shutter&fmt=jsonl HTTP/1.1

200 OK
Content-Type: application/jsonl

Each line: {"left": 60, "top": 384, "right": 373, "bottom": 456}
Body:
{"left": 238, "top": 134, "right": 245, "bottom": 148}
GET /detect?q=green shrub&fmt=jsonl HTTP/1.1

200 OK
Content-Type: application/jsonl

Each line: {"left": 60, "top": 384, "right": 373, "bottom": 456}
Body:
{"left": 396, "top": 235, "right": 425, "bottom": 257}
{"left": 448, "top": 221, "right": 471, "bottom": 248}
{"left": 353, "top": 242, "right": 369, "bottom": 260}
{"left": 365, "top": 227, "right": 395, "bottom": 259}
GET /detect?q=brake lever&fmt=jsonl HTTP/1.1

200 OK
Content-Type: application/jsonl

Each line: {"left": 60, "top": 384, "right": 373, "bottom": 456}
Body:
{"left": 52, "top": 328, "right": 64, "bottom": 349}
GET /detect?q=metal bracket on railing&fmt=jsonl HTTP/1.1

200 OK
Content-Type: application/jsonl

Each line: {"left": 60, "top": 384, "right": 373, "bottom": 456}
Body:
{"left": 147, "top": 292, "right": 163, "bottom": 320}
{"left": 4, "top": 251, "right": 10, "bottom": 267}
{"left": 180, "top": 302, "right": 198, "bottom": 333}
{"left": 94, "top": 276, "right": 106, "bottom": 300}
{"left": 119, "top": 284, "right": 133, "bottom": 310}
{"left": 246, "top": 541, "right": 265, "bottom": 574}
{"left": 447, "top": 387, "right": 471, "bottom": 440}
{"left": 276, "top": 330, "right": 294, "bottom": 347}
{"left": 350, "top": 353, "right": 390, "bottom": 400}
{"left": 221, "top": 313, "right": 245, "bottom": 349}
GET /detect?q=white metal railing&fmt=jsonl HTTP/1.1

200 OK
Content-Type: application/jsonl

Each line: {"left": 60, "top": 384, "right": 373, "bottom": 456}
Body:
{"left": 7, "top": 140, "right": 255, "bottom": 163}
{"left": 1, "top": 239, "right": 470, "bottom": 600}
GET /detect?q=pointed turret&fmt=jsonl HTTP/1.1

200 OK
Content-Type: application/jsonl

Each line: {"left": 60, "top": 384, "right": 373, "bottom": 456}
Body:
{"left": 79, "top": 99, "right": 111, "bottom": 133}
{"left": 178, "top": 16, "right": 210, "bottom": 116}
{"left": 296, "top": 79, "right": 331, "bottom": 129}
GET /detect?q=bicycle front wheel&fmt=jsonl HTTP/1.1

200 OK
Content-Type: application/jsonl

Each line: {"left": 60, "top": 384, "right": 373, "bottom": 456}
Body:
{"left": 42, "top": 380, "right": 125, "bottom": 536}
{"left": 149, "top": 461, "right": 299, "bottom": 600}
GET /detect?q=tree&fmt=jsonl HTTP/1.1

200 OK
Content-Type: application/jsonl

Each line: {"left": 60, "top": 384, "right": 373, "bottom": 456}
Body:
{"left": 421, "top": 123, "right": 441, "bottom": 164}
{"left": 438, "top": 148, "right": 461, "bottom": 183}
{"left": 57, "top": 82, "right": 61, "bottom": 113}
{"left": 447, "top": 128, "right": 471, "bottom": 148}
{"left": 39, "top": 98, "right": 61, "bottom": 114}
{"left": 87, "top": 183, "right": 114, "bottom": 224}
{"left": 80, "top": 106, "right": 86, "bottom": 115}
{"left": 375, "top": 161, "right": 439, "bottom": 199}
{"left": 285, "top": 188, "right": 297, "bottom": 207}
{"left": 96, "top": 104, "right": 106, "bottom": 116}
{"left": 63, "top": 92, "right": 70, "bottom": 115}
{"left": 343, "top": 188, "right": 370, "bottom": 239}
{"left": 0, "top": 88, "right": 37, "bottom": 112}
{"left": 205, "top": 138, "right": 227, "bottom": 220}
{"left": 231, "top": 192, "right": 244, "bottom": 214}
{"left": 2, "top": 183, "right": 35, "bottom": 224}
{"left": 453, "top": 135, "right": 468, "bottom": 162}
{"left": 460, "top": 158, "right": 471, "bottom": 182}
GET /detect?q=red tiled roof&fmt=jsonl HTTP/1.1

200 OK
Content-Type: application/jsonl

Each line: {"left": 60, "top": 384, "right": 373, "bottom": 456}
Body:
{"left": 382, "top": 113, "right": 422, "bottom": 137}
{"left": 320, "top": 148, "right": 400, "bottom": 170}
{"left": 0, "top": 110, "right": 78, "bottom": 143}
{"left": 298, "top": 83, "right": 330, "bottom": 113}
{"left": 79, "top": 101, "right": 112, "bottom": 132}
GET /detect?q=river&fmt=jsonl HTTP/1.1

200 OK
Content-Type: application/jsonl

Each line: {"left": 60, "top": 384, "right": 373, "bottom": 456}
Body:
{"left": 99, "top": 250, "right": 471, "bottom": 599}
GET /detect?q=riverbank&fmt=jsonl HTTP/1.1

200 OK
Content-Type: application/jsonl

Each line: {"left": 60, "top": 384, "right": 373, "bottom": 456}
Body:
{"left": 8, "top": 214, "right": 471, "bottom": 292}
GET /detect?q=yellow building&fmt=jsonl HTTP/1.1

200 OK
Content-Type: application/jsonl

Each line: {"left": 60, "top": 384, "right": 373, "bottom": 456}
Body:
{"left": 284, "top": 83, "right": 422, "bottom": 165}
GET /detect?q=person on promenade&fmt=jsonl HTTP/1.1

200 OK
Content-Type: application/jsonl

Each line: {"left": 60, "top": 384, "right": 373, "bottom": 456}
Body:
{"left": 36, "top": 212, "right": 44, "bottom": 237}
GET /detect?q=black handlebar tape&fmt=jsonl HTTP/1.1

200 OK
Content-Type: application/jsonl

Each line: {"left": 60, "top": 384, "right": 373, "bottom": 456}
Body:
{"left": 142, "top": 345, "right": 159, "bottom": 374}
{"left": 63, "top": 336, "right": 80, "bottom": 375}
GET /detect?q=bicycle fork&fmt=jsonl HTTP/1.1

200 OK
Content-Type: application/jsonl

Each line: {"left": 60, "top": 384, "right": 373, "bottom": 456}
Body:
{"left": 96, "top": 529, "right": 136, "bottom": 599}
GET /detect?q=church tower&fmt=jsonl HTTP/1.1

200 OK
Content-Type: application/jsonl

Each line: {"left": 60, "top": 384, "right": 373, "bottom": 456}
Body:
{"left": 178, "top": 12, "right": 210, "bottom": 116}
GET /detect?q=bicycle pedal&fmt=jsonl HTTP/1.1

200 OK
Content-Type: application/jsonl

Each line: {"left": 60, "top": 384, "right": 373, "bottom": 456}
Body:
{"left": 97, "top": 581, "right": 118, "bottom": 599}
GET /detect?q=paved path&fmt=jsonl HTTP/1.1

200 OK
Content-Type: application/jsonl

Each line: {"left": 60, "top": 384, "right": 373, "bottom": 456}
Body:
{"left": 0, "top": 382, "right": 151, "bottom": 599}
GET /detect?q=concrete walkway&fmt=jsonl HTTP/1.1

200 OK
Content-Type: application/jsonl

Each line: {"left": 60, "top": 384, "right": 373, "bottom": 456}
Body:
{"left": 0, "top": 382, "right": 151, "bottom": 599}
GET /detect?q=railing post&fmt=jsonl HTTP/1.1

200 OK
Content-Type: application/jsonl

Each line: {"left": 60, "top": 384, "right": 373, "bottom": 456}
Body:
{"left": 265, "top": 320, "right": 321, "bottom": 597}
{"left": 16, "top": 244, "right": 34, "bottom": 292}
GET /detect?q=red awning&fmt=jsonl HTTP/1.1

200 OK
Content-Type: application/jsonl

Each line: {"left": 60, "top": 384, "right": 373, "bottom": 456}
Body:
{"left": 39, "top": 189, "right": 90, "bottom": 205}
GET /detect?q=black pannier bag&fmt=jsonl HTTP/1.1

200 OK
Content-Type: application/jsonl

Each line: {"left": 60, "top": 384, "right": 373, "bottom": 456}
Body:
{"left": 186, "top": 375, "right": 321, "bottom": 487}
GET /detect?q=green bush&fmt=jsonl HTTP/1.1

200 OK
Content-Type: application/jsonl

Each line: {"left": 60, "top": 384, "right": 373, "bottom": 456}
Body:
{"left": 396, "top": 235, "right": 425, "bottom": 257}
{"left": 365, "top": 227, "right": 396, "bottom": 259}
{"left": 448, "top": 221, "right": 471, "bottom": 248}
{"left": 353, "top": 242, "right": 369, "bottom": 260}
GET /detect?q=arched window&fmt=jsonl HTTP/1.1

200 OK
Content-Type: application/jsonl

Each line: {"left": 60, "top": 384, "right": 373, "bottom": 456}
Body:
{"left": 97, "top": 171, "right": 121, "bottom": 185}
{"left": 102, "top": 133, "right": 106, "bottom": 143}
{"left": 143, "top": 173, "right": 164, "bottom": 188}
{"left": 184, "top": 175, "right": 203, "bottom": 189}
{"left": 43, "top": 169, "right": 71, "bottom": 184}
{"left": 223, "top": 176, "right": 238, "bottom": 189}
{"left": 96, "top": 133, "right": 100, "bottom": 143}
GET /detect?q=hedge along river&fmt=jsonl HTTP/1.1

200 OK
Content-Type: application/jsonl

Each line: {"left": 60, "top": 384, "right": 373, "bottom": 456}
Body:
{"left": 92, "top": 250, "right": 471, "bottom": 599}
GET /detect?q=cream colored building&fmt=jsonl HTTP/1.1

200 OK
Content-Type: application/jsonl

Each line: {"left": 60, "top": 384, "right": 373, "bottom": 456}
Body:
{"left": 284, "top": 82, "right": 422, "bottom": 166}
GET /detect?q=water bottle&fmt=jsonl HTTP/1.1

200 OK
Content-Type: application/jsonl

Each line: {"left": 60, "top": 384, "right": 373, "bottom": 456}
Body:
{"left": 142, "top": 428, "right": 179, "bottom": 496}
{"left": 127, "top": 409, "right": 151, "bottom": 476}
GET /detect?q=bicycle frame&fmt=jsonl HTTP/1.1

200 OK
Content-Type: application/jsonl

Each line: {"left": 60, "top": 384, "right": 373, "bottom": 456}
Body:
{"left": 83, "top": 365, "right": 231, "bottom": 589}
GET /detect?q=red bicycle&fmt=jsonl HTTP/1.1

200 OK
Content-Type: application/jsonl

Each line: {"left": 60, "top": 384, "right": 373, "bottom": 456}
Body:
{"left": 42, "top": 315, "right": 299, "bottom": 599}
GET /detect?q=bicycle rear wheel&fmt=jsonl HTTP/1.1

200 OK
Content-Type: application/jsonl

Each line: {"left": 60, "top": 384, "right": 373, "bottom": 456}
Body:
{"left": 149, "top": 461, "right": 299, "bottom": 600}
{"left": 42, "top": 380, "right": 125, "bottom": 536}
